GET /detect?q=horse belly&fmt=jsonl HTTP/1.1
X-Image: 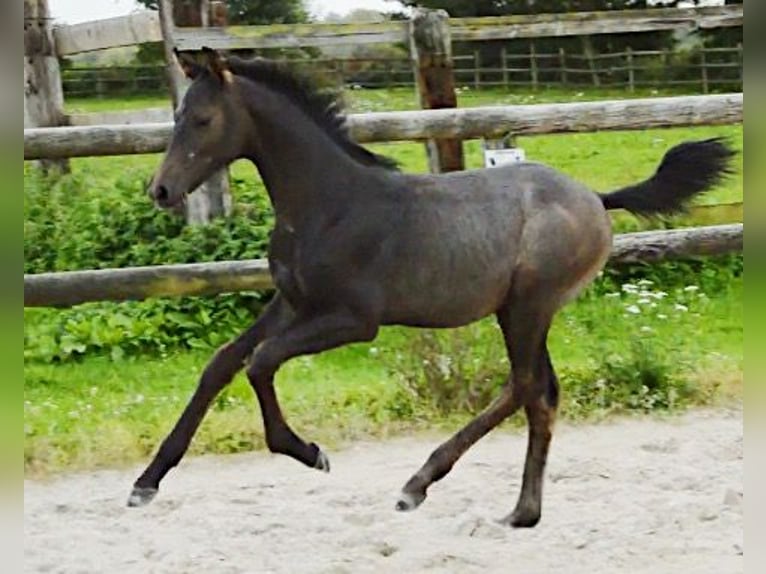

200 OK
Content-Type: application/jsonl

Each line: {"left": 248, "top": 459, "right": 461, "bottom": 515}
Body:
{"left": 381, "top": 248, "right": 514, "bottom": 328}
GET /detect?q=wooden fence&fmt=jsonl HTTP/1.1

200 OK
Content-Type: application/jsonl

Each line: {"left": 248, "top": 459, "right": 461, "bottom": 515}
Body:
{"left": 23, "top": 90, "right": 744, "bottom": 307}
{"left": 28, "top": 2, "right": 744, "bottom": 172}
{"left": 24, "top": 224, "right": 744, "bottom": 308}
{"left": 51, "top": 5, "right": 742, "bottom": 56}
{"left": 23, "top": 3, "right": 744, "bottom": 308}
{"left": 62, "top": 45, "right": 744, "bottom": 97}
{"left": 25, "top": 93, "right": 743, "bottom": 159}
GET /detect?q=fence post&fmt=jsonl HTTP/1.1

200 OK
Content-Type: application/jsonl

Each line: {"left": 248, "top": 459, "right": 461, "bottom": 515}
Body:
{"left": 159, "top": 0, "right": 232, "bottom": 225}
{"left": 473, "top": 49, "right": 481, "bottom": 89}
{"left": 501, "top": 46, "right": 508, "bottom": 88}
{"left": 24, "top": 0, "right": 69, "bottom": 174}
{"left": 737, "top": 42, "right": 743, "bottom": 89}
{"left": 408, "top": 8, "right": 464, "bottom": 173}
{"left": 530, "top": 41, "right": 538, "bottom": 90}
{"left": 700, "top": 48, "right": 709, "bottom": 94}
{"left": 581, "top": 35, "right": 600, "bottom": 87}
{"left": 626, "top": 46, "right": 635, "bottom": 93}
{"left": 559, "top": 47, "right": 567, "bottom": 87}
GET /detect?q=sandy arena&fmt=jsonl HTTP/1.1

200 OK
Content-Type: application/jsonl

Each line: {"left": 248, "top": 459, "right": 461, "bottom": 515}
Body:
{"left": 24, "top": 405, "right": 743, "bottom": 573}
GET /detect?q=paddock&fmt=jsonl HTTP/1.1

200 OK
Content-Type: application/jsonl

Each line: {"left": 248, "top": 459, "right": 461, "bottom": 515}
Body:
{"left": 25, "top": 3, "right": 744, "bottom": 571}
{"left": 25, "top": 406, "right": 742, "bottom": 573}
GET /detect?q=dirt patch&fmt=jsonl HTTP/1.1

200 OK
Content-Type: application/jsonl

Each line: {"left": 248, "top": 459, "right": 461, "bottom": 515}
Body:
{"left": 24, "top": 406, "right": 743, "bottom": 573}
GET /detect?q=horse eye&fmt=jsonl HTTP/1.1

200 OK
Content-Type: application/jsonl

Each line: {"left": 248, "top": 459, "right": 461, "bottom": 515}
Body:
{"left": 194, "top": 117, "right": 211, "bottom": 127}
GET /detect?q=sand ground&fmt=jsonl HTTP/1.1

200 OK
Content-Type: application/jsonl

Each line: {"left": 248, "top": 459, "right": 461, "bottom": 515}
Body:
{"left": 24, "top": 406, "right": 743, "bottom": 573}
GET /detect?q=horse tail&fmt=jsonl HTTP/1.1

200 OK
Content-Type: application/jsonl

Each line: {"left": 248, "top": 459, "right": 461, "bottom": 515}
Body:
{"left": 599, "top": 137, "right": 736, "bottom": 216}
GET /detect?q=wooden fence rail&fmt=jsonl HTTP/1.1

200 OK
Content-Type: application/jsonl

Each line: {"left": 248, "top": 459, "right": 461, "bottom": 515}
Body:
{"left": 23, "top": 224, "right": 743, "bottom": 308}
{"left": 24, "top": 92, "right": 743, "bottom": 160}
{"left": 51, "top": 5, "right": 742, "bottom": 56}
{"left": 61, "top": 44, "right": 744, "bottom": 97}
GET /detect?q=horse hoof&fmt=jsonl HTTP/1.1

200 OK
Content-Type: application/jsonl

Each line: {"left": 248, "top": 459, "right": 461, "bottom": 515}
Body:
{"left": 313, "top": 447, "right": 331, "bottom": 473}
{"left": 499, "top": 508, "right": 541, "bottom": 528}
{"left": 127, "top": 486, "right": 158, "bottom": 507}
{"left": 395, "top": 490, "right": 426, "bottom": 512}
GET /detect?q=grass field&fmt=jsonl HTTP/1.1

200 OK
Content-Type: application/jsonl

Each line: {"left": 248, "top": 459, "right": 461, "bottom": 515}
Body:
{"left": 24, "top": 86, "right": 744, "bottom": 476}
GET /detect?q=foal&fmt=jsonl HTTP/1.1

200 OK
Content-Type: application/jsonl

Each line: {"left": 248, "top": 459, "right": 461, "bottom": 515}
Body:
{"left": 129, "top": 48, "right": 734, "bottom": 527}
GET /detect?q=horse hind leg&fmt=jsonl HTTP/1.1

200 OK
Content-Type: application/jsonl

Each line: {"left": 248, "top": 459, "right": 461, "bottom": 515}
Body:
{"left": 395, "top": 370, "right": 524, "bottom": 512}
{"left": 395, "top": 296, "right": 554, "bottom": 516}
{"left": 500, "top": 345, "right": 559, "bottom": 527}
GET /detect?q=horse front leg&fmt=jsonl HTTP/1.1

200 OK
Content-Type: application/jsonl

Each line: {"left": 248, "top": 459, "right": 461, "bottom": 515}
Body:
{"left": 245, "top": 307, "right": 378, "bottom": 471}
{"left": 127, "top": 294, "right": 293, "bottom": 507}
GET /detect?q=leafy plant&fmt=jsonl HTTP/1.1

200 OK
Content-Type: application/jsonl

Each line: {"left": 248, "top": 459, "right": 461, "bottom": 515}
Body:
{"left": 385, "top": 321, "right": 508, "bottom": 417}
{"left": 24, "top": 169, "right": 274, "bottom": 363}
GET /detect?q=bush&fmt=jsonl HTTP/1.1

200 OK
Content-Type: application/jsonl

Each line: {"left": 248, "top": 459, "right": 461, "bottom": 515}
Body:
{"left": 384, "top": 274, "right": 724, "bottom": 421}
{"left": 385, "top": 321, "right": 508, "bottom": 418}
{"left": 24, "top": 168, "right": 275, "bottom": 363}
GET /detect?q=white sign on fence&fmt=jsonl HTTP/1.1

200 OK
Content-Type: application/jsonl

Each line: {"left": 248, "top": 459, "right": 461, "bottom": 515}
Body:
{"left": 483, "top": 147, "right": 526, "bottom": 168}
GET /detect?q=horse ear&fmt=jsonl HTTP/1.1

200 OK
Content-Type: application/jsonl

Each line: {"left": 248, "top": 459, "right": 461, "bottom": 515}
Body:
{"left": 201, "top": 46, "right": 232, "bottom": 85}
{"left": 174, "top": 48, "right": 203, "bottom": 80}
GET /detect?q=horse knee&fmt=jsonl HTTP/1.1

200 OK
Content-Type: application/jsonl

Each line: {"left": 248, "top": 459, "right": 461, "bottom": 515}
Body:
{"left": 199, "top": 342, "right": 246, "bottom": 390}
{"left": 245, "top": 344, "right": 279, "bottom": 386}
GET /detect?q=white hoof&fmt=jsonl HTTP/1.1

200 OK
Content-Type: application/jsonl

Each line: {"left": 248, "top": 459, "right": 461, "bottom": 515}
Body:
{"left": 395, "top": 490, "right": 426, "bottom": 512}
{"left": 314, "top": 449, "right": 331, "bottom": 473}
{"left": 127, "top": 486, "right": 158, "bottom": 507}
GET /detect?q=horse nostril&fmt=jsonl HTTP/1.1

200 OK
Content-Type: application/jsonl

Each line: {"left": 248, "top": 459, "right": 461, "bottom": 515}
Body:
{"left": 155, "top": 185, "right": 169, "bottom": 202}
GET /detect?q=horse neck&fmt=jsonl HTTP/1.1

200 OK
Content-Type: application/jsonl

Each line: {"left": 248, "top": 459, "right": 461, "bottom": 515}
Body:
{"left": 237, "top": 80, "right": 370, "bottom": 228}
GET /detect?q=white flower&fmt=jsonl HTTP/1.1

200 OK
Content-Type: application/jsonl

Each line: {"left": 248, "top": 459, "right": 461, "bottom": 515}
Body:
{"left": 652, "top": 291, "right": 668, "bottom": 299}
{"left": 637, "top": 279, "right": 654, "bottom": 287}
{"left": 622, "top": 283, "right": 638, "bottom": 293}
{"left": 637, "top": 298, "right": 651, "bottom": 305}
{"left": 684, "top": 285, "right": 700, "bottom": 292}
{"left": 640, "top": 326, "right": 653, "bottom": 333}
{"left": 437, "top": 355, "right": 452, "bottom": 378}
{"left": 657, "top": 314, "right": 668, "bottom": 320}
{"left": 605, "top": 292, "right": 620, "bottom": 299}
{"left": 625, "top": 305, "right": 641, "bottom": 314}
{"left": 674, "top": 304, "right": 688, "bottom": 312}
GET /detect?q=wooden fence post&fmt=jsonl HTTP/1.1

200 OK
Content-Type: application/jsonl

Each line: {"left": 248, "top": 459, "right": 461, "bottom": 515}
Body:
{"left": 24, "top": 0, "right": 69, "bottom": 174}
{"left": 581, "top": 35, "right": 600, "bottom": 87}
{"left": 559, "top": 47, "right": 567, "bottom": 87}
{"left": 626, "top": 46, "right": 635, "bottom": 93}
{"left": 159, "top": 0, "right": 232, "bottom": 225}
{"left": 408, "top": 8, "right": 464, "bottom": 173}
{"left": 737, "top": 42, "right": 743, "bottom": 89}
{"left": 700, "top": 48, "right": 709, "bottom": 94}
{"left": 501, "top": 46, "right": 508, "bottom": 88}
{"left": 473, "top": 49, "right": 480, "bottom": 89}
{"left": 530, "top": 41, "right": 539, "bottom": 90}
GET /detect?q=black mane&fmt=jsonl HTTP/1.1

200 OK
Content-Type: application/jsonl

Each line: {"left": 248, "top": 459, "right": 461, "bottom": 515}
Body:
{"left": 226, "top": 56, "right": 398, "bottom": 171}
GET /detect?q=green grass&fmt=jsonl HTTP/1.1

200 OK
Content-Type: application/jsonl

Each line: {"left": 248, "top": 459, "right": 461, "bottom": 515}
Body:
{"left": 25, "top": 274, "right": 742, "bottom": 476}
{"left": 64, "top": 85, "right": 731, "bottom": 114}
{"left": 25, "top": 86, "right": 744, "bottom": 476}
